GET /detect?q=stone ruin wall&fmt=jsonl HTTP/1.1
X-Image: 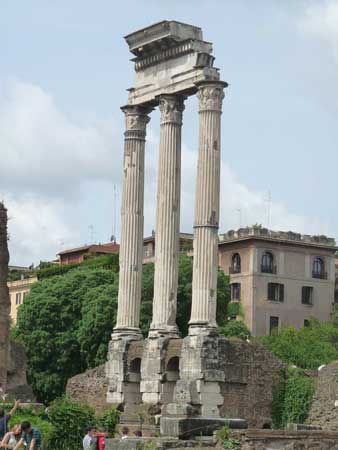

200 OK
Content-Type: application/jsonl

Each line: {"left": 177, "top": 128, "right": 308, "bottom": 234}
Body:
{"left": 0, "top": 202, "right": 10, "bottom": 389}
{"left": 308, "top": 362, "right": 338, "bottom": 430}
{"left": 67, "top": 339, "right": 284, "bottom": 428}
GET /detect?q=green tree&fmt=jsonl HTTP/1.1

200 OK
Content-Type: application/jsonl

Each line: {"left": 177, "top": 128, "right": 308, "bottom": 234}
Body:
{"left": 12, "top": 268, "right": 116, "bottom": 403}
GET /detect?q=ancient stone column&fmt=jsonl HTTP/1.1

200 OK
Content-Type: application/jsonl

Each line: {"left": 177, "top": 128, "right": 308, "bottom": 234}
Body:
{"left": 150, "top": 95, "right": 185, "bottom": 337}
{"left": 114, "top": 105, "right": 152, "bottom": 338}
{"left": 189, "top": 81, "right": 226, "bottom": 334}
{"left": 0, "top": 202, "right": 10, "bottom": 388}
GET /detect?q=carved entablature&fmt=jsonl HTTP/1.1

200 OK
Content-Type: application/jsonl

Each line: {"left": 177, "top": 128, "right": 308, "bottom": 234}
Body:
{"left": 159, "top": 95, "right": 185, "bottom": 125}
{"left": 197, "top": 82, "right": 226, "bottom": 112}
{"left": 123, "top": 20, "right": 223, "bottom": 106}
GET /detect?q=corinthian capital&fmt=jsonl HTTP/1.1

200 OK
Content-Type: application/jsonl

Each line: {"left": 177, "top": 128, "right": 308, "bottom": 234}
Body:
{"left": 159, "top": 95, "right": 185, "bottom": 125}
{"left": 197, "top": 81, "right": 227, "bottom": 112}
{"left": 121, "top": 105, "right": 152, "bottom": 133}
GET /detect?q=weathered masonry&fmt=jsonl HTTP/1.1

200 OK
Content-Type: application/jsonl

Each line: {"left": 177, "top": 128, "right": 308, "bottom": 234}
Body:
{"left": 105, "top": 21, "right": 281, "bottom": 436}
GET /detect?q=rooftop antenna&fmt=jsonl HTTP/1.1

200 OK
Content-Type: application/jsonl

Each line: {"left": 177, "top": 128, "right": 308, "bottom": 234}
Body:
{"left": 236, "top": 208, "right": 242, "bottom": 229}
{"left": 110, "top": 184, "right": 117, "bottom": 243}
{"left": 88, "top": 224, "right": 96, "bottom": 244}
{"left": 265, "top": 190, "right": 272, "bottom": 229}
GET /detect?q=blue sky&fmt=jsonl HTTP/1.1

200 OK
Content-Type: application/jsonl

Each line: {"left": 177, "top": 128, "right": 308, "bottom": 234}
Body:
{"left": 1, "top": 0, "right": 338, "bottom": 265}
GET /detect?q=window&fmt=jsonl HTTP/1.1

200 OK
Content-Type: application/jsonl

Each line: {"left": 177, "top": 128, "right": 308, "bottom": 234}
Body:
{"left": 302, "top": 286, "right": 313, "bottom": 305}
{"left": 269, "top": 316, "right": 279, "bottom": 335}
{"left": 261, "top": 252, "right": 275, "bottom": 274}
{"left": 230, "top": 283, "right": 241, "bottom": 301}
{"left": 231, "top": 253, "right": 241, "bottom": 274}
{"left": 335, "top": 279, "right": 338, "bottom": 303}
{"left": 267, "top": 283, "right": 284, "bottom": 302}
{"left": 312, "top": 257, "right": 325, "bottom": 279}
{"left": 304, "top": 319, "right": 310, "bottom": 328}
{"left": 23, "top": 291, "right": 28, "bottom": 299}
{"left": 15, "top": 292, "right": 21, "bottom": 305}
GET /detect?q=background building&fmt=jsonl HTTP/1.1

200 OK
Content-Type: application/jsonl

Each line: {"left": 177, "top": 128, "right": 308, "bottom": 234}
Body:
{"left": 8, "top": 276, "right": 38, "bottom": 324}
{"left": 58, "top": 242, "right": 120, "bottom": 265}
{"left": 219, "top": 227, "right": 337, "bottom": 336}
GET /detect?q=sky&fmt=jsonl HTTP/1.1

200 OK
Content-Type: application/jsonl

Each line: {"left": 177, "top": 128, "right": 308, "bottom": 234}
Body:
{"left": 1, "top": 0, "right": 338, "bottom": 265}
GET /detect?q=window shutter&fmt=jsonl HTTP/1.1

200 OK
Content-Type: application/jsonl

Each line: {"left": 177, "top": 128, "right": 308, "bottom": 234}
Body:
{"left": 280, "top": 284, "right": 284, "bottom": 302}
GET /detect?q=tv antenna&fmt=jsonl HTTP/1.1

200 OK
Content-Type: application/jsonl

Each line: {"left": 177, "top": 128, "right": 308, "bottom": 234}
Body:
{"left": 236, "top": 208, "right": 242, "bottom": 228}
{"left": 265, "top": 190, "right": 272, "bottom": 228}
{"left": 88, "top": 224, "right": 97, "bottom": 244}
{"left": 110, "top": 184, "right": 117, "bottom": 243}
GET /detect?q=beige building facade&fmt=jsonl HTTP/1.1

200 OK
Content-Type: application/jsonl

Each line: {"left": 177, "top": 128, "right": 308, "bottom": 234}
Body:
{"left": 219, "top": 228, "right": 337, "bottom": 336}
{"left": 8, "top": 277, "right": 37, "bottom": 324}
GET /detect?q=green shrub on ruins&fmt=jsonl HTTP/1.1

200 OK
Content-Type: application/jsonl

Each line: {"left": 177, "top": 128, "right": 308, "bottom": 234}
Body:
{"left": 219, "top": 320, "right": 251, "bottom": 341}
{"left": 261, "top": 317, "right": 338, "bottom": 369}
{"left": 45, "top": 396, "right": 95, "bottom": 450}
{"left": 271, "top": 368, "right": 316, "bottom": 428}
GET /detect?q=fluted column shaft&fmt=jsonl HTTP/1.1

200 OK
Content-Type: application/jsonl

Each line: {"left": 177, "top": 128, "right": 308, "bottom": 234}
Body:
{"left": 150, "top": 95, "right": 185, "bottom": 337}
{"left": 189, "top": 82, "right": 226, "bottom": 334}
{"left": 114, "top": 105, "right": 152, "bottom": 337}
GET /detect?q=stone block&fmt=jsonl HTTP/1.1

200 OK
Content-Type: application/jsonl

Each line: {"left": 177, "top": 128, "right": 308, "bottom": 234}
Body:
{"left": 160, "top": 417, "right": 247, "bottom": 439}
{"left": 140, "top": 380, "right": 161, "bottom": 393}
{"left": 196, "top": 381, "right": 220, "bottom": 394}
{"left": 165, "top": 403, "right": 194, "bottom": 416}
{"left": 199, "top": 392, "right": 224, "bottom": 405}
{"left": 142, "top": 392, "right": 160, "bottom": 404}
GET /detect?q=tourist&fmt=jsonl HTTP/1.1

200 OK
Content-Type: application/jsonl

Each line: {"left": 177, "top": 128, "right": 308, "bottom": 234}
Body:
{"left": 120, "top": 426, "right": 129, "bottom": 439}
{"left": 0, "top": 400, "right": 20, "bottom": 441}
{"left": 134, "top": 430, "right": 142, "bottom": 438}
{"left": 12, "top": 421, "right": 41, "bottom": 450}
{"left": 90, "top": 429, "right": 108, "bottom": 450}
{"left": 83, "top": 426, "right": 96, "bottom": 450}
{"left": 0, "top": 424, "right": 22, "bottom": 449}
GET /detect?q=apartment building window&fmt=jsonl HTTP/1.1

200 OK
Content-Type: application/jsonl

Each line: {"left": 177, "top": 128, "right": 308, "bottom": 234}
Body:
{"left": 267, "top": 283, "right": 284, "bottom": 302}
{"left": 312, "top": 257, "right": 325, "bottom": 279}
{"left": 304, "top": 319, "right": 310, "bottom": 328}
{"left": 269, "top": 316, "right": 279, "bottom": 335}
{"left": 302, "top": 286, "right": 313, "bottom": 305}
{"left": 15, "top": 292, "right": 22, "bottom": 305}
{"left": 23, "top": 291, "right": 28, "bottom": 299}
{"left": 231, "top": 253, "right": 241, "bottom": 274}
{"left": 261, "top": 251, "right": 275, "bottom": 274}
{"left": 230, "top": 283, "right": 241, "bottom": 301}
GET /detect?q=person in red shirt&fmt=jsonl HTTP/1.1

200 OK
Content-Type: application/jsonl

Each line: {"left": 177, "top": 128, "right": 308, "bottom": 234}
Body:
{"left": 91, "top": 430, "right": 108, "bottom": 450}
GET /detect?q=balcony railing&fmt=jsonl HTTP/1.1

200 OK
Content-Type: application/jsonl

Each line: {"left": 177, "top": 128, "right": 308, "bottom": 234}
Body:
{"left": 229, "top": 266, "right": 241, "bottom": 274}
{"left": 312, "top": 271, "right": 327, "bottom": 280}
{"left": 261, "top": 265, "right": 277, "bottom": 274}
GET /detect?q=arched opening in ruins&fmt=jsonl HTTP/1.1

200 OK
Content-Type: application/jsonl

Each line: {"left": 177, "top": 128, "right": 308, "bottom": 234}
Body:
{"left": 165, "top": 356, "right": 180, "bottom": 404}
{"left": 127, "top": 357, "right": 142, "bottom": 406}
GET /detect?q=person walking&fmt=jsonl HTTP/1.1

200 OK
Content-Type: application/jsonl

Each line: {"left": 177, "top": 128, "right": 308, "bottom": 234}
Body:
{"left": 0, "top": 400, "right": 20, "bottom": 442}
{"left": 83, "top": 426, "right": 96, "bottom": 450}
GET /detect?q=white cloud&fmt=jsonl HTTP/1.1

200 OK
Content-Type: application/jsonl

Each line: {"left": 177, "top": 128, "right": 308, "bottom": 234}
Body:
{"left": 0, "top": 79, "right": 120, "bottom": 195}
{"left": 0, "top": 79, "right": 329, "bottom": 265}
{"left": 5, "top": 194, "right": 76, "bottom": 266}
{"left": 298, "top": 1, "right": 338, "bottom": 62}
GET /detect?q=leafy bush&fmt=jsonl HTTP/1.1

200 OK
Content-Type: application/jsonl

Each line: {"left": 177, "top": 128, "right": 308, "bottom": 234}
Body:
{"left": 216, "top": 425, "right": 242, "bottom": 449}
{"left": 271, "top": 368, "right": 316, "bottom": 428}
{"left": 45, "top": 396, "right": 95, "bottom": 450}
{"left": 261, "top": 317, "right": 338, "bottom": 369}
{"left": 219, "top": 320, "right": 251, "bottom": 340}
{"left": 97, "top": 407, "right": 120, "bottom": 435}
